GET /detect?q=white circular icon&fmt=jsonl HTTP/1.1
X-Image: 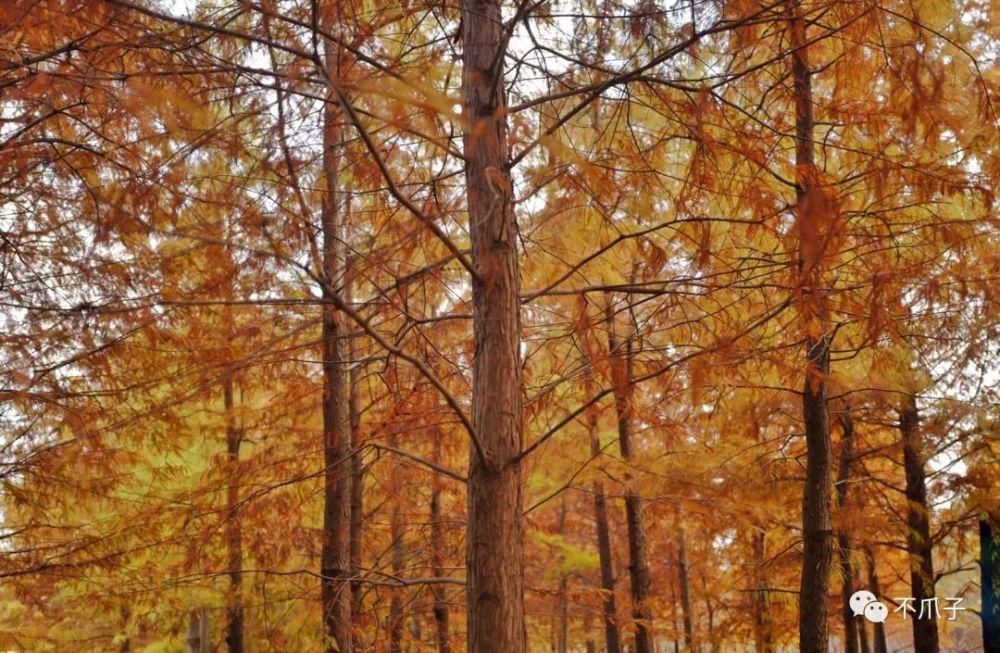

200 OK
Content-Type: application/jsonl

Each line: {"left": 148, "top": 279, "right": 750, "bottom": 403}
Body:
{"left": 863, "top": 601, "right": 889, "bottom": 624}
{"left": 849, "top": 590, "right": 878, "bottom": 616}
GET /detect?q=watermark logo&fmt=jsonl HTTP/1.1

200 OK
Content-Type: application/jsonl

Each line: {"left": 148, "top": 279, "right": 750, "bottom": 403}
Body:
{"left": 850, "top": 590, "right": 888, "bottom": 624}
{"left": 850, "top": 590, "right": 966, "bottom": 624}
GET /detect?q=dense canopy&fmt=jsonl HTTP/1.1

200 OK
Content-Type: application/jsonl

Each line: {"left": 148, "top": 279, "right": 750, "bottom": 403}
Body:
{"left": 0, "top": 0, "right": 998, "bottom": 651}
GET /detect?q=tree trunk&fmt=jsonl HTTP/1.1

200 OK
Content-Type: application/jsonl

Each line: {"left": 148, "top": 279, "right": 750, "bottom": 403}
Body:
{"left": 461, "top": 0, "right": 526, "bottom": 649}
{"left": 677, "top": 526, "right": 694, "bottom": 652}
{"left": 320, "top": 38, "right": 353, "bottom": 653}
{"left": 389, "top": 430, "right": 405, "bottom": 653}
{"left": 430, "top": 434, "right": 451, "bottom": 653}
{"left": 224, "top": 378, "right": 244, "bottom": 653}
{"left": 899, "top": 393, "right": 939, "bottom": 653}
{"left": 835, "top": 412, "right": 858, "bottom": 653}
{"left": 586, "top": 359, "right": 622, "bottom": 653}
{"left": 751, "top": 530, "right": 773, "bottom": 653}
{"left": 788, "top": 2, "right": 835, "bottom": 651}
{"left": 557, "top": 498, "right": 569, "bottom": 653}
{"left": 864, "top": 546, "right": 888, "bottom": 653}
{"left": 605, "top": 299, "right": 653, "bottom": 653}
{"left": 187, "top": 608, "right": 209, "bottom": 653}
{"left": 982, "top": 517, "right": 1000, "bottom": 653}
{"left": 347, "top": 262, "right": 364, "bottom": 619}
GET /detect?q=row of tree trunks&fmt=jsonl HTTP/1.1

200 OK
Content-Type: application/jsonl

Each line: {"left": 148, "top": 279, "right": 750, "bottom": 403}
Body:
{"left": 460, "top": 0, "right": 526, "bottom": 650}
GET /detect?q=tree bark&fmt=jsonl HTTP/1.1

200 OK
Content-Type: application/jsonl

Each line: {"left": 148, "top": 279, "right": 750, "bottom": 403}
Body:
{"left": 899, "top": 393, "right": 939, "bottom": 653}
{"left": 864, "top": 546, "right": 888, "bottom": 653}
{"left": 224, "top": 377, "right": 244, "bottom": 653}
{"left": 788, "top": 2, "right": 835, "bottom": 651}
{"left": 605, "top": 300, "right": 653, "bottom": 653}
{"left": 586, "top": 358, "right": 622, "bottom": 653}
{"left": 835, "top": 412, "right": 858, "bottom": 653}
{"left": 320, "top": 39, "right": 353, "bottom": 653}
{"left": 461, "top": 0, "right": 526, "bottom": 649}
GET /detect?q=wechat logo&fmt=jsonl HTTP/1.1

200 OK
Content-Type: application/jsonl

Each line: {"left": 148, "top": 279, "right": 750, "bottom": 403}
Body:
{"left": 850, "top": 590, "right": 888, "bottom": 624}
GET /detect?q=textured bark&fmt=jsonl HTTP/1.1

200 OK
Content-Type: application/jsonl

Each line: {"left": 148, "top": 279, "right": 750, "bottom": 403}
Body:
{"left": 224, "top": 378, "right": 244, "bottom": 653}
{"left": 430, "top": 435, "right": 451, "bottom": 653}
{"left": 982, "top": 518, "right": 1000, "bottom": 653}
{"left": 677, "top": 526, "right": 694, "bottom": 652}
{"left": 789, "top": 2, "right": 835, "bottom": 651}
{"left": 835, "top": 412, "right": 858, "bottom": 653}
{"left": 320, "top": 41, "right": 353, "bottom": 652}
{"left": 750, "top": 531, "right": 773, "bottom": 653}
{"left": 461, "top": 0, "right": 526, "bottom": 650}
{"left": 899, "top": 394, "right": 939, "bottom": 653}
{"left": 864, "top": 547, "right": 888, "bottom": 653}
{"left": 606, "top": 301, "right": 653, "bottom": 653}
{"left": 586, "top": 360, "right": 622, "bottom": 653}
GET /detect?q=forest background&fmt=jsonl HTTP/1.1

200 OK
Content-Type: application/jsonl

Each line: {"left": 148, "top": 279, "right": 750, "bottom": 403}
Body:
{"left": 1, "top": 0, "right": 998, "bottom": 651}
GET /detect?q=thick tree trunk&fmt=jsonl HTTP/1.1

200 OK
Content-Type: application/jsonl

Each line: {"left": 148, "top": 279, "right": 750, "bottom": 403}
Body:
{"left": 677, "top": 526, "right": 694, "bottom": 652}
{"left": 224, "top": 378, "right": 244, "bottom": 653}
{"left": 586, "top": 359, "right": 622, "bottom": 653}
{"left": 460, "top": 0, "right": 526, "bottom": 650}
{"left": 430, "top": 434, "right": 451, "bottom": 653}
{"left": 899, "top": 394, "right": 939, "bottom": 653}
{"left": 750, "top": 531, "right": 773, "bottom": 653}
{"left": 320, "top": 41, "right": 353, "bottom": 652}
{"left": 864, "top": 546, "right": 888, "bottom": 653}
{"left": 982, "top": 517, "right": 1000, "bottom": 653}
{"left": 835, "top": 412, "right": 858, "bottom": 653}
{"left": 788, "top": 2, "right": 835, "bottom": 651}
{"left": 605, "top": 300, "right": 653, "bottom": 653}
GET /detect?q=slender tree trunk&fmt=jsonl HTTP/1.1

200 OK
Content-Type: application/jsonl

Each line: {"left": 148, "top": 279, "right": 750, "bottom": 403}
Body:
{"left": 461, "top": 0, "right": 525, "bottom": 649}
{"left": 605, "top": 299, "right": 653, "bottom": 653}
{"left": 676, "top": 526, "right": 694, "bottom": 652}
{"left": 224, "top": 378, "right": 244, "bottom": 653}
{"left": 430, "top": 434, "right": 451, "bottom": 653}
{"left": 899, "top": 394, "right": 939, "bottom": 653}
{"left": 981, "top": 517, "right": 1000, "bottom": 653}
{"left": 788, "top": 2, "right": 835, "bottom": 650}
{"left": 556, "top": 498, "right": 569, "bottom": 653}
{"left": 835, "top": 412, "right": 858, "bottom": 653}
{"left": 320, "top": 39, "right": 353, "bottom": 653}
{"left": 347, "top": 262, "right": 364, "bottom": 619}
{"left": 751, "top": 530, "right": 773, "bottom": 653}
{"left": 586, "top": 359, "right": 622, "bottom": 653}
{"left": 389, "top": 476, "right": 405, "bottom": 653}
{"left": 864, "top": 546, "right": 888, "bottom": 653}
